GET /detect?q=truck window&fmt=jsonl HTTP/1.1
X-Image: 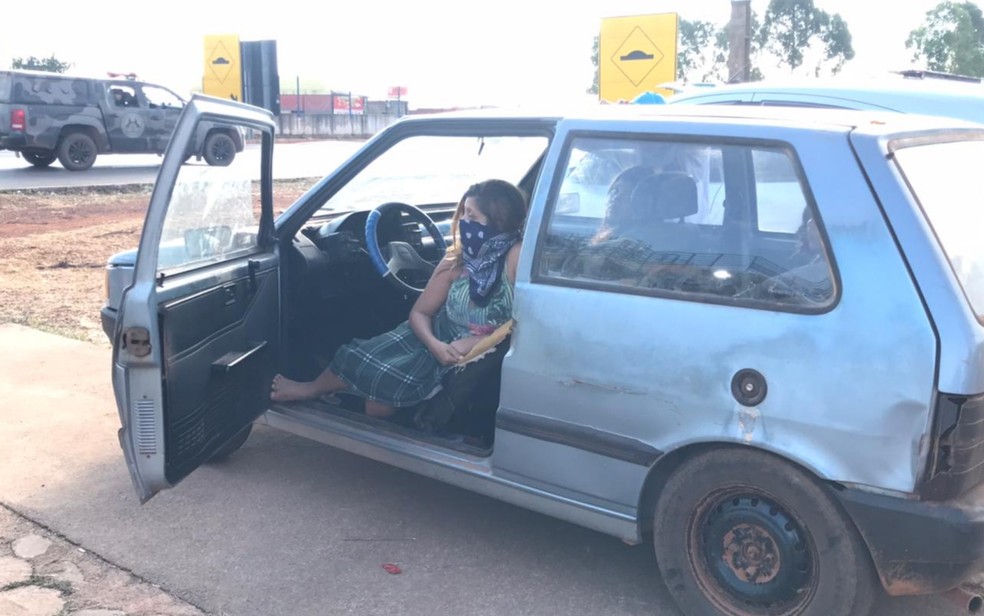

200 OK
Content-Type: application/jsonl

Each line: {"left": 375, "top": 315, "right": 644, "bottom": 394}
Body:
{"left": 143, "top": 85, "right": 184, "bottom": 109}
{"left": 110, "top": 85, "right": 138, "bottom": 108}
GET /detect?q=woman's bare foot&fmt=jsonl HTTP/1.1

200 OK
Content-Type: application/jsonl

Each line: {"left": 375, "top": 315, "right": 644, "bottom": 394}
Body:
{"left": 270, "top": 374, "right": 321, "bottom": 402}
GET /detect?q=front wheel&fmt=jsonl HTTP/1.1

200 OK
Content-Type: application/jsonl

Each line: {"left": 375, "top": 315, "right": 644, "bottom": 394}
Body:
{"left": 203, "top": 132, "right": 236, "bottom": 166}
{"left": 653, "top": 448, "right": 878, "bottom": 616}
{"left": 22, "top": 150, "right": 57, "bottom": 168}
{"left": 57, "top": 132, "right": 98, "bottom": 171}
{"left": 205, "top": 423, "right": 252, "bottom": 463}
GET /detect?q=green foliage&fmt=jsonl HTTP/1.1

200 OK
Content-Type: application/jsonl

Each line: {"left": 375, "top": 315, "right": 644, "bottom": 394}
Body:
{"left": 10, "top": 54, "right": 73, "bottom": 73}
{"left": 758, "top": 0, "right": 854, "bottom": 76}
{"left": 907, "top": 1, "right": 984, "bottom": 77}
{"left": 678, "top": 19, "right": 727, "bottom": 82}
{"left": 587, "top": 36, "right": 599, "bottom": 95}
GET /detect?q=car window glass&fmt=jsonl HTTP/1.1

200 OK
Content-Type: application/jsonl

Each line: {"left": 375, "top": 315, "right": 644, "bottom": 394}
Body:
{"left": 894, "top": 139, "right": 984, "bottom": 319}
{"left": 157, "top": 120, "right": 259, "bottom": 273}
{"left": 143, "top": 85, "right": 183, "bottom": 109}
{"left": 109, "top": 84, "right": 139, "bottom": 108}
{"left": 319, "top": 135, "right": 548, "bottom": 214}
{"left": 537, "top": 136, "right": 835, "bottom": 311}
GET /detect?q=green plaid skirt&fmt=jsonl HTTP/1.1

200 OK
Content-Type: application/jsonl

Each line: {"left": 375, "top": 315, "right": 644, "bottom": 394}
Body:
{"left": 329, "top": 273, "right": 513, "bottom": 407}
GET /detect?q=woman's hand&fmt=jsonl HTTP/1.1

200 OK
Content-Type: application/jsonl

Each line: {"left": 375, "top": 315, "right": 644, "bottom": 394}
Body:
{"left": 450, "top": 335, "right": 485, "bottom": 357}
{"left": 429, "top": 341, "right": 465, "bottom": 366}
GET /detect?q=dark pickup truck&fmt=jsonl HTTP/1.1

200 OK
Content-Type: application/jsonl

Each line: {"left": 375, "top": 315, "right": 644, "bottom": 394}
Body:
{"left": 0, "top": 69, "right": 243, "bottom": 170}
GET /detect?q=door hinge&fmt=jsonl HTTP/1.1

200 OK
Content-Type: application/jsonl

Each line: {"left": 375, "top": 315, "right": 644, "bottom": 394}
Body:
{"left": 123, "top": 327, "right": 152, "bottom": 357}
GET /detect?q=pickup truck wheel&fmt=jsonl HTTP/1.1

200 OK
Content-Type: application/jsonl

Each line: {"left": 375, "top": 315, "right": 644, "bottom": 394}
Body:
{"left": 205, "top": 423, "right": 252, "bottom": 463}
{"left": 58, "top": 133, "right": 98, "bottom": 171}
{"left": 203, "top": 132, "right": 236, "bottom": 166}
{"left": 22, "top": 150, "right": 57, "bottom": 168}
{"left": 653, "top": 448, "right": 877, "bottom": 616}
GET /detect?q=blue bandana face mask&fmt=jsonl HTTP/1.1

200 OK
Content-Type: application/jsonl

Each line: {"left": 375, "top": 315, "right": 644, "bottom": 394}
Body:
{"left": 459, "top": 219, "right": 492, "bottom": 258}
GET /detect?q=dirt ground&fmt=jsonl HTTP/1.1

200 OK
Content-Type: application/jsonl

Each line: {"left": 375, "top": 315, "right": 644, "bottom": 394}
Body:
{"left": 0, "top": 179, "right": 317, "bottom": 346}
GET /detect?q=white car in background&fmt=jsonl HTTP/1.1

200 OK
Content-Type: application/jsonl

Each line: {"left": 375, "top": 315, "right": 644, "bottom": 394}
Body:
{"left": 666, "top": 73, "right": 984, "bottom": 124}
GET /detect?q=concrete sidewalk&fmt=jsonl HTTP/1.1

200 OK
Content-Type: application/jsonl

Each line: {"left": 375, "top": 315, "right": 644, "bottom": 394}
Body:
{"left": 0, "top": 324, "right": 205, "bottom": 615}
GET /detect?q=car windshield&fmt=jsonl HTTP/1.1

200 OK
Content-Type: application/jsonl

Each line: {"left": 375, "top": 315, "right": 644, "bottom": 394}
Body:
{"left": 318, "top": 135, "right": 548, "bottom": 213}
{"left": 894, "top": 138, "right": 984, "bottom": 319}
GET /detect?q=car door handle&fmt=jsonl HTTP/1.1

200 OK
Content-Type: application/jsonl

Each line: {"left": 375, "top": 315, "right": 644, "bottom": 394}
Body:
{"left": 211, "top": 341, "right": 268, "bottom": 375}
{"left": 223, "top": 284, "right": 236, "bottom": 306}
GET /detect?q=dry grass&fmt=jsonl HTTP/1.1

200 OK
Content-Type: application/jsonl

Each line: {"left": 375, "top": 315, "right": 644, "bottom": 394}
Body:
{"left": 0, "top": 179, "right": 316, "bottom": 345}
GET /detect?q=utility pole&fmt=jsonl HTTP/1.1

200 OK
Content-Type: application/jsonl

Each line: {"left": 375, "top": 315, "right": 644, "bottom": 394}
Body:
{"left": 727, "top": 0, "right": 752, "bottom": 83}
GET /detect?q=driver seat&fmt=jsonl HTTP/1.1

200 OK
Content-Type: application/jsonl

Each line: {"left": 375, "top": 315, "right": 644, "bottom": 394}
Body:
{"left": 412, "top": 320, "right": 514, "bottom": 444}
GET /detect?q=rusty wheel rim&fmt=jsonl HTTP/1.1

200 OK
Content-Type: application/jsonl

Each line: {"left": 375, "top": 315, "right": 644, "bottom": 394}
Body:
{"left": 688, "top": 489, "right": 817, "bottom": 615}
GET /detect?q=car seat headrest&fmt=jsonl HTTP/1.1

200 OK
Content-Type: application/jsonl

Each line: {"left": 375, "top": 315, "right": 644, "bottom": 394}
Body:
{"left": 630, "top": 172, "right": 699, "bottom": 220}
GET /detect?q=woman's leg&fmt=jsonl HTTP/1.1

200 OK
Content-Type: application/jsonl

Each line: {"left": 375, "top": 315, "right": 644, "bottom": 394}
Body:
{"left": 270, "top": 368, "right": 347, "bottom": 402}
{"left": 365, "top": 399, "right": 396, "bottom": 418}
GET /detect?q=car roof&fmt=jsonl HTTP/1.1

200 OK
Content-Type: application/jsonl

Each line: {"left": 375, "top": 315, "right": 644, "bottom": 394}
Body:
{"left": 667, "top": 77, "right": 984, "bottom": 124}
{"left": 400, "top": 102, "right": 983, "bottom": 135}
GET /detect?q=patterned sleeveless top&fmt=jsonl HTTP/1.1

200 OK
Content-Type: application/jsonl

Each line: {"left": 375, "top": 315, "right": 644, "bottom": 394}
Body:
{"left": 443, "top": 269, "right": 514, "bottom": 339}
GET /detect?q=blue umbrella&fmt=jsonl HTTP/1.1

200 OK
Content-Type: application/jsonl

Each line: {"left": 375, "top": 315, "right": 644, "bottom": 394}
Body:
{"left": 631, "top": 91, "right": 667, "bottom": 105}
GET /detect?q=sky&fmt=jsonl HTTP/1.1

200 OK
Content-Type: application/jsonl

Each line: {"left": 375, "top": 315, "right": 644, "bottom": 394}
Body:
{"left": 0, "top": 0, "right": 974, "bottom": 109}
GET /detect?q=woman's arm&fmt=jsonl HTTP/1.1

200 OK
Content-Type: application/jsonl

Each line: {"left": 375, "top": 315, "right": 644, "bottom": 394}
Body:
{"left": 409, "top": 260, "right": 462, "bottom": 365}
{"left": 506, "top": 241, "right": 522, "bottom": 284}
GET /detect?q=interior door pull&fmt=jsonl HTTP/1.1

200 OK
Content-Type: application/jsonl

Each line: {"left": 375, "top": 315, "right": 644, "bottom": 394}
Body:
{"left": 247, "top": 259, "right": 260, "bottom": 294}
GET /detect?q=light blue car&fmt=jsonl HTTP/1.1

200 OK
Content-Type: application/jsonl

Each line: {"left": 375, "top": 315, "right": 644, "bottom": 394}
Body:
{"left": 104, "top": 98, "right": 984, "bottom": 616}
{"left": 667, "top": 75, "right": 984, "bottom": 124}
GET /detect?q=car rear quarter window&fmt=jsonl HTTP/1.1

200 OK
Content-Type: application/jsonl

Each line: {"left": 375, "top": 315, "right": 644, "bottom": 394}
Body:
{"left": 894, "top": 139, "right": 984, "bottom": 319}
{"left": 0, "top": 74, "right": 11, "bottom": 102}
{"left": 535, "top": 135, "right": 836, "bottom": 312}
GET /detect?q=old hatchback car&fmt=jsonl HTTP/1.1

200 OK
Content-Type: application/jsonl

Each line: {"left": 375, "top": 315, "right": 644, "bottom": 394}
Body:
{"left": 104, "top": 96, "right": 984, "bottom": 616}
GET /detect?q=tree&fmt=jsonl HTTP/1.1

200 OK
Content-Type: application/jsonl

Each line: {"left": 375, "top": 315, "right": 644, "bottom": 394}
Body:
{"left": 758, "top": 0, "right": 855, "bottom": 76}
{"left": 11, "top": 55, "right": 72, "bottom": 73}
{"left": 587, "top": 36, "right": 600, "bottom": 95}
{"left": 678, "top": 19, "right": 729, "bottom": 82}
{"left": 907, "top": 1, "right": 984, "bottom": 77}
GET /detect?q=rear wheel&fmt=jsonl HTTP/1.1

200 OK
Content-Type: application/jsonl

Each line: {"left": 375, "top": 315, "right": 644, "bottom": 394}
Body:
{"left": 203, "top": 132, "right": 236, "bottom": 166}
{"left": 57, "top": 132, "right": 98, "bottom": 171}
{"left": 22, "top": 150, "right": 57, "bottom": 168}
{"left": 653, "top": 448, "right": 877, "bottom": 616}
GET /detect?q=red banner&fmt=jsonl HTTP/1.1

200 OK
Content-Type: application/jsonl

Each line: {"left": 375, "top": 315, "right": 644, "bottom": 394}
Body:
{"left": 387, "top": 86, "right": 407, "bottom": 98}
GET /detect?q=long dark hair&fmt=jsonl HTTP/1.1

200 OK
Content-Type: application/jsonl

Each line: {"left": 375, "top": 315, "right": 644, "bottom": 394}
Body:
{"left": 447, "top": 179, "right": 528, "bottom": 267}
{"left": 593, "top": 165, "right": 653, "bottom": 243}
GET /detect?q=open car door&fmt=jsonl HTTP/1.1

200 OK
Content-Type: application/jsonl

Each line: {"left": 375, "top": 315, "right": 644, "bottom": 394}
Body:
{"left": 112, "top": 96, "right": 279, "bottom": 503}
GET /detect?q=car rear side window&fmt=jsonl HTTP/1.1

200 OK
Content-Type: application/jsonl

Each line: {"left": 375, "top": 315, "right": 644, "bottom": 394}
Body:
{"left": 894, "top": 139, "right": 984, "bottom": 319}
{"left": 535, "top": 135, "right": 836, "bottom": 312}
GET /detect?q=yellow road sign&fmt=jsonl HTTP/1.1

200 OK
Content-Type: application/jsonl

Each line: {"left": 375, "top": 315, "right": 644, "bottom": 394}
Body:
{"left": 600, "top": 13, "right": 678, "bottom": 103}
{"left": 203, "top": 34, "right": 243, "bottom": 101}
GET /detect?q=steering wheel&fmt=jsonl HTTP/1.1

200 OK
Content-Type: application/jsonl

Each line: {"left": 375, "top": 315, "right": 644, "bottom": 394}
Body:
{"left": 365, "top": 202, "right": 448, "bottom": 294}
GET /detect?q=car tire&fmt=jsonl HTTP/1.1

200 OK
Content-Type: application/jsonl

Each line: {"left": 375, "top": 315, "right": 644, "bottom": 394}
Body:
{"left": 22, "top": 150, "right": 57, "bottom": 168}
{"left": 57, "top": 132, "right": 98, "bottom": 171}
{"left": 203, "top": 132, "right": 236, "bottom": 167}
{"left": 205, "top": 423, "right": 252, "bottom": 463}
{"left": 653, "top": 448, "right": 878, "bottom": 616}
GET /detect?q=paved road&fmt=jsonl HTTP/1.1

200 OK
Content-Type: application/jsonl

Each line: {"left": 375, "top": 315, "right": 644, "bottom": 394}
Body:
{"left": 0, "top": 140, "right": 365, "bottom": 190}
{"left": 0, "top": 324, "right": 967, "bottom": 616}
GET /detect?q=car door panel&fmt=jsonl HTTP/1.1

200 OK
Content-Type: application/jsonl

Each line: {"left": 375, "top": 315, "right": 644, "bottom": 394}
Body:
{"left": 159, "top": 263, "right": 278, "bottom": 484}
{"left": 113, "top": 96, "right": 278, "bottom": 502}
